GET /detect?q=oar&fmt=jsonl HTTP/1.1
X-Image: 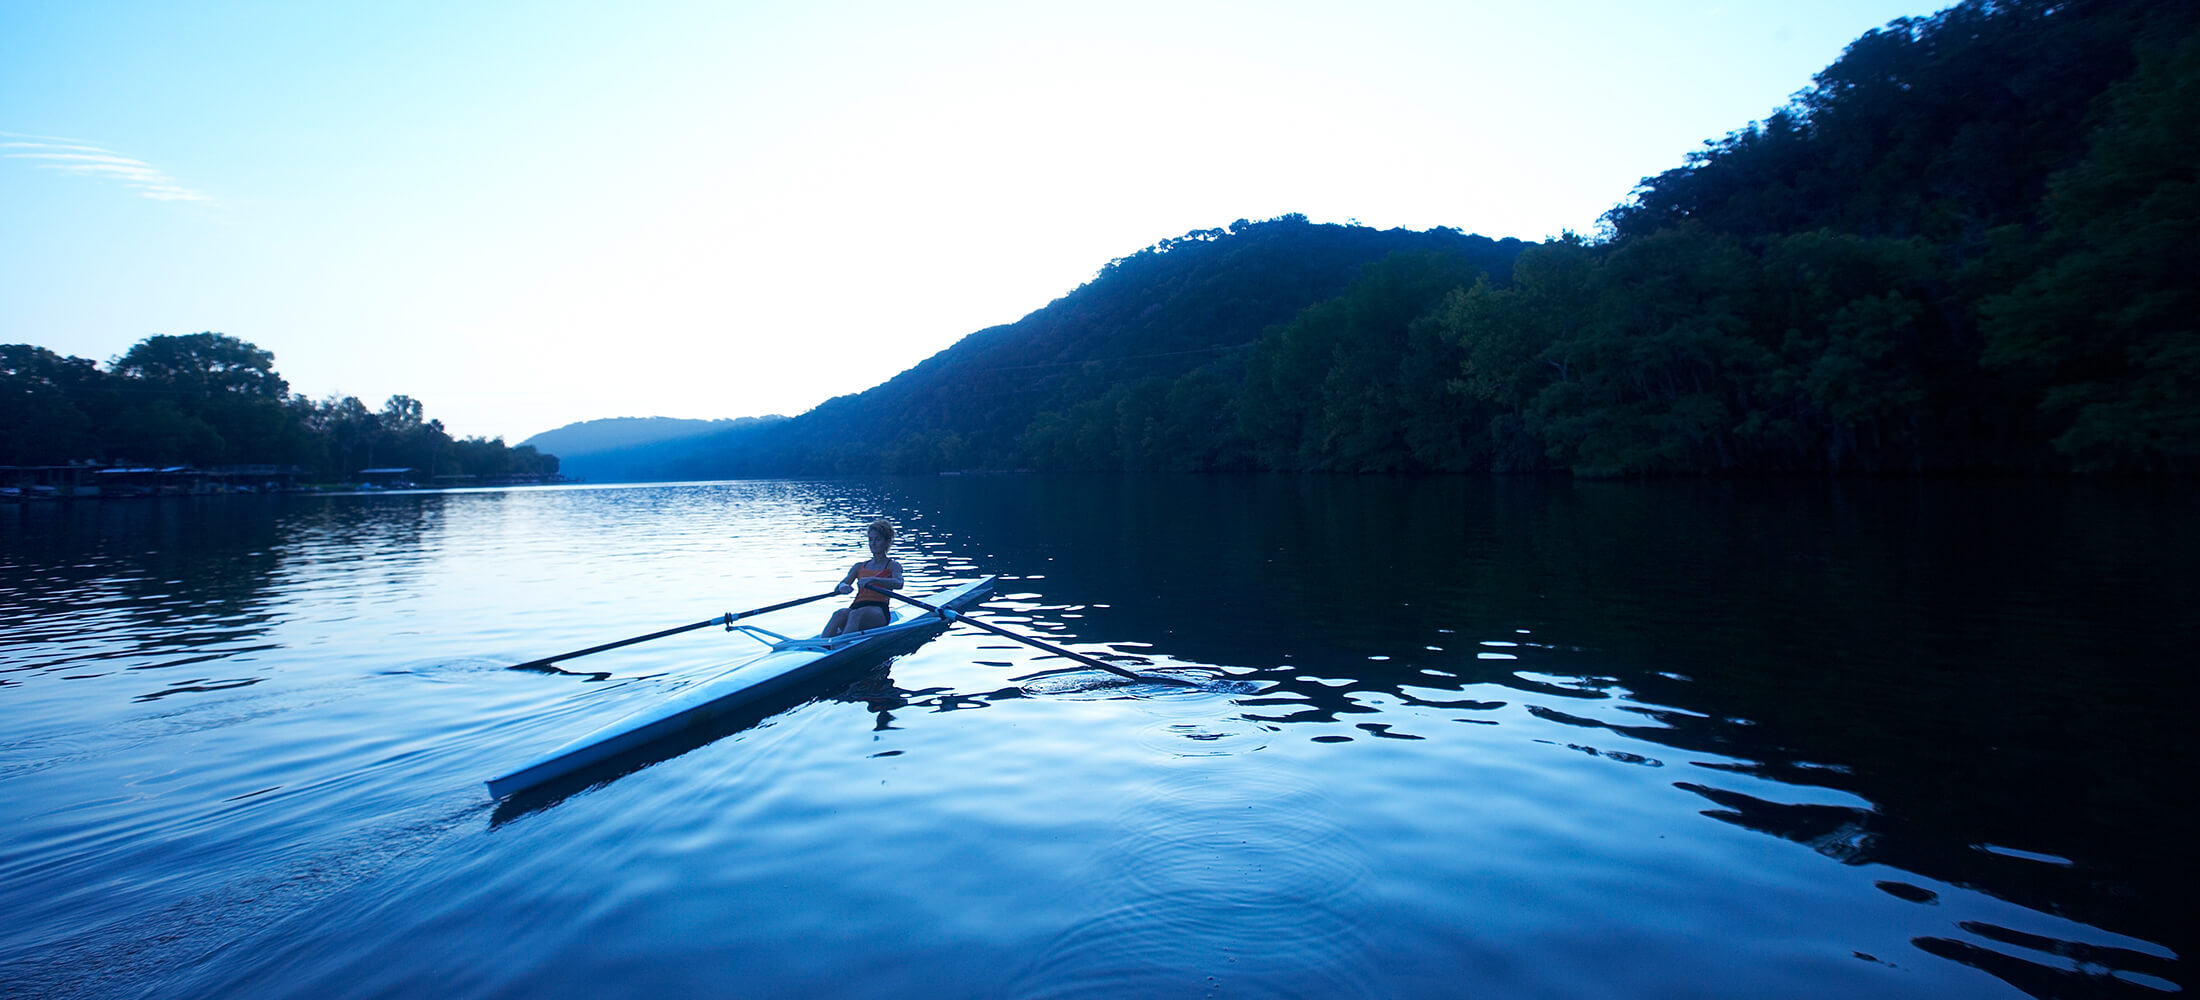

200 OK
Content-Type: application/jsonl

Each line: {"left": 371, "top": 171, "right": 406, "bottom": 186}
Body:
{"left": 881, "top": 589, "right": 1199, "bottom": 686}
{"left": 507, "top": 591, "right": 841, "bottom": 671}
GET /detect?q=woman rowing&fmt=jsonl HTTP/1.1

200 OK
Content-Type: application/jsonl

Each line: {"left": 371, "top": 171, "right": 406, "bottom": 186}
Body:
{"left": 822, "top": 518, "right": 904, "bottom": 637}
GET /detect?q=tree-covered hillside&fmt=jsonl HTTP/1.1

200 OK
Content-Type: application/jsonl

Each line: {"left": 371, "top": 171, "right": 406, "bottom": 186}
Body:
{"left": 649, "top": 0, "right": 2194, "bottom": 478}
{"left": 1578, "top": 0, "right": 2199, "bottom": 474}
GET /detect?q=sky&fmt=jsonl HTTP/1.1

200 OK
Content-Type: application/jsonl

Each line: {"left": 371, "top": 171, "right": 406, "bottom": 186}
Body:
{"left": 3, "top": 0, "right": 1937, "bottom": 443}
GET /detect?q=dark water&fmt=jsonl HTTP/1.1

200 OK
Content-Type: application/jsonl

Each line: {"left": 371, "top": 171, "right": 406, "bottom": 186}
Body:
{"left": 1, "top": 477, "right": 2189, "bottom": 998}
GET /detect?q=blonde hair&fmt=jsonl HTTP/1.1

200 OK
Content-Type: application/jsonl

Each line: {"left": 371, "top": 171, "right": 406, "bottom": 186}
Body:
{"left": 867, "top": 518, "right": 895, "bottom": 542}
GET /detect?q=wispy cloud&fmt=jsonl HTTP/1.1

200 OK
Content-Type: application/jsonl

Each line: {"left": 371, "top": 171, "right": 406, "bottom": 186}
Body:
{"left": 1, "top": 132, "right": 215, "bottom": 203}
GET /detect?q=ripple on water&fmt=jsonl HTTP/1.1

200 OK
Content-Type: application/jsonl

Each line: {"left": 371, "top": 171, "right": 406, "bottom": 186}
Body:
{"left": 5, "top": 797, "right": 488, "bottom": 1000}
{"left": 1015, "top": 668, "right": 1234, "bottom": 700}
{"left": 1113, "top": 679, "right": 1277, "bottom": 756}
{"left": 1005, "top": 897, "right": 1375, "bottom": 1000}
{"left": 1010, "top": 762, "right": 1375, "bottom": 999}
{"left": 1133, "top": 717, "right": 1272, "bottom": 758}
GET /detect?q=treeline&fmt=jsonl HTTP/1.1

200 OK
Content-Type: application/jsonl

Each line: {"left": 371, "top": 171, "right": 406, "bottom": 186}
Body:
{"left": 1013, "top": 0, "right": 2195, "bottom": 476}
{"left": 641, "top": 0, "right": 2192, "bottom": 479}
{"left": 0, "top": 332, "right": 557, "bottom": 482}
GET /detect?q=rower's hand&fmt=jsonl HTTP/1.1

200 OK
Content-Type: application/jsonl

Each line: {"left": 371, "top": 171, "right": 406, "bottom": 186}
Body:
{"left": 834, "top": 583, "right": 852, "bottom": 595}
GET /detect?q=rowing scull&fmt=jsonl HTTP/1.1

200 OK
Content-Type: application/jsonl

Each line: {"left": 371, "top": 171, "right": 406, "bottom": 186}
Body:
{"left": 487, "top": 575, "right": 996, "bottom": 799}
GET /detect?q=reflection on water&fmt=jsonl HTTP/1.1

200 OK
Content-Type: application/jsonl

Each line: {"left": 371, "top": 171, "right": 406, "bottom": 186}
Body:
{"left": 892, "top": 475, "right": 2195, "bottom": 995}
{"left": 2, "top": 499, "right": 285, "bottom": 689}
{"left": 0, "top": 478, "right": 2190, "bottom": 999}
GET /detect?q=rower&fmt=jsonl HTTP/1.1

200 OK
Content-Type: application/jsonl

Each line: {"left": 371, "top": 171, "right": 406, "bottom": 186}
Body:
{"left": 822, "top": 519, "right": 904, "bottom": 637}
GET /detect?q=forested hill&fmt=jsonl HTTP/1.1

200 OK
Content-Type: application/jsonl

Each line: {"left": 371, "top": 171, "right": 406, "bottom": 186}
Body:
{"left": 592, "top": 219, "right": 1527, "bottom": 479}
{"left": 608, "top": 0, "right": 2194, "bottom": 479}
{"left": 1542, "top": 0, "right": 2199, "bottom": 475}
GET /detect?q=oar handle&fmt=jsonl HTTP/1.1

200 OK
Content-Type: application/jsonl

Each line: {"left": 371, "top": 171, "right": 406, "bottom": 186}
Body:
{"left": 507, "top": 591, "right": 841, "bottom": 672}
{"left": 883, "top": 590, "right": 1196, "bottom": 686}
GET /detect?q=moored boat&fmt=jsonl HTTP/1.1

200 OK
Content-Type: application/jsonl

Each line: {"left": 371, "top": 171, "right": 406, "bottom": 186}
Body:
{"left": 487, "top": 575, "right": 997, "bottom": 799}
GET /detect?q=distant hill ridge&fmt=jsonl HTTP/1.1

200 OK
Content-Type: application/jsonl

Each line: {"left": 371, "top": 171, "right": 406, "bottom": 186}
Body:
{"left": 522, "top": 415, "right": 787, "bottom": 482}
{"left": 522, "top": 416, "right": 779, "bottom": 457}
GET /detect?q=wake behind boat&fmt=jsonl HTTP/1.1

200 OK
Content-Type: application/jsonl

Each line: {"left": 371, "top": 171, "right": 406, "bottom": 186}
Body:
{"left": 487, "top": 575, "right": 996, "bottom": 799}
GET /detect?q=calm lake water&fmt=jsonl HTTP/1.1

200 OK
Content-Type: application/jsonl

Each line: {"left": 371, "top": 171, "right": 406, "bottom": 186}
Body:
{"left": 1, "top": 477, "right": 2190, "bottom": 999}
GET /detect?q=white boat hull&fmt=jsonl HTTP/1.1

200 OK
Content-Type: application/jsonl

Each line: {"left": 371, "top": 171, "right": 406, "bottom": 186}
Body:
{"left": 487, "top": 576, "right": 995, "bottom": 799}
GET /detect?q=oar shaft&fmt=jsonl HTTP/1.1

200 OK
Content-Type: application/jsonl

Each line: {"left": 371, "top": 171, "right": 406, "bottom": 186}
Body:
{"left": 508, "top": 618, "right": 719, "bottom": 671}
{"left": 884, "top": 591, "right": 1193, "bottom": 685}
{"left": 507, "top": 591, "right": 840, "bottom": 671}
{"left": 727, "top": 591, "right": 844, "bottom": 623}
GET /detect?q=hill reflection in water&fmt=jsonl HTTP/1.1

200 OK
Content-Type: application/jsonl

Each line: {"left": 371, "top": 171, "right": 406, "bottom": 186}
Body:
{"left": 890, "top": 474, "right": 2194, "bottom": 994}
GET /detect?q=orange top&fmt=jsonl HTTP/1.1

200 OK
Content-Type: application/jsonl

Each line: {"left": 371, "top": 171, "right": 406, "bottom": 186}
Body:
{"left": 851, "top": 561, "right": 896, "bottom": 606}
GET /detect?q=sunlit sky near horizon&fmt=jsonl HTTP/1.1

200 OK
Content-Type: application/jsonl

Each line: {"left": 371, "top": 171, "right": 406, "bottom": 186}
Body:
{"left": 4, "top": 0, "right": 1935, "bottom": 443}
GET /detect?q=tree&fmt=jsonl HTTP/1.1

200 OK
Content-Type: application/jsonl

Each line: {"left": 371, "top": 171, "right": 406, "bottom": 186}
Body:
{"left": 107, "top": 400, "right": 224, "bottom": 465}
{"left": 1420, "top": 237, "right": 1601, "bottom": 472}
{"left": 1239, "top": 251, "right": 1486, "bottom": 471}
{"left": 326, "top": 396, "right": 380, "bottom": 474}
{"left": 1523, "top": 227, "right": 1767, "bottom": 477}
{"left": 108, "top": 333, "right": 292, "bottom": 464}
{"left": 112, "top": 332, "right": 287, "bottom": 401}
{"left": 381, "top": 394, "right": 424, "bottom": 432}
{"left": 0, "top": 345, "right": 103, "bottom": 464}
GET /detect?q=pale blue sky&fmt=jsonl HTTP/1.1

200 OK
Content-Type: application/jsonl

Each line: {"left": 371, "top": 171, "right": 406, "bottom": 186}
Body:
{"left": 3, "top": 0, "right": 1933, "bottom": 441}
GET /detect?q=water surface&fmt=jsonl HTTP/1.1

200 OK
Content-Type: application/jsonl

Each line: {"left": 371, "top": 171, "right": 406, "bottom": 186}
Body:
{"left": 1, "top": 477, "right": 2189, "bottom": 998}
